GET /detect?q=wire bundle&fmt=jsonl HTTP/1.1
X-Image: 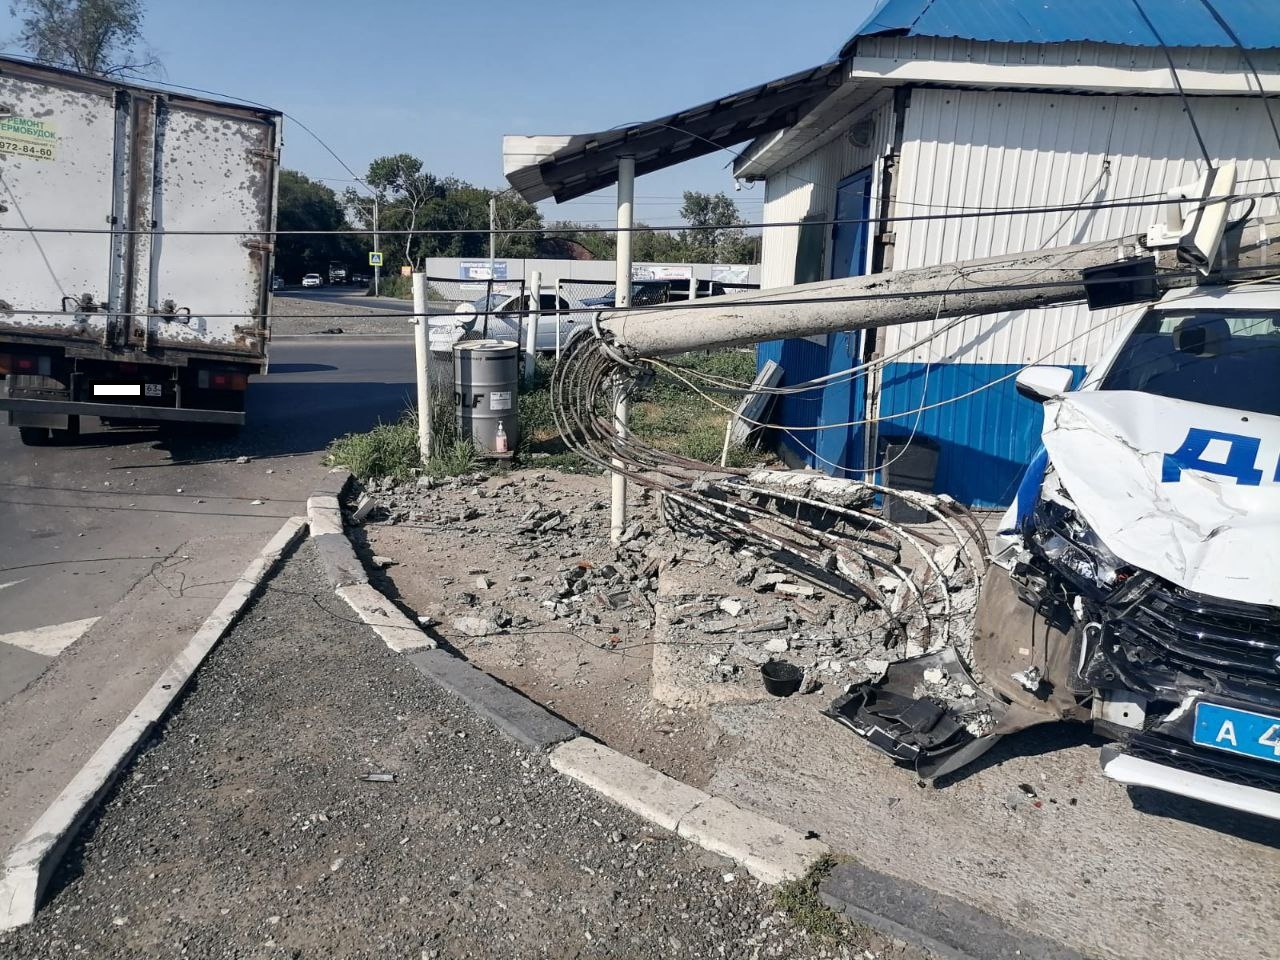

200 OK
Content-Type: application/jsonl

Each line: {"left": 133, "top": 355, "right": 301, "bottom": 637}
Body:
{"left": 551, "top": 334, "right": 990, "bottom": 654}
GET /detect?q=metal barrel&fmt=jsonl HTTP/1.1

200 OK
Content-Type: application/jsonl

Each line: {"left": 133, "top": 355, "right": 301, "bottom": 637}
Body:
{"left": 454, "top": 339, "right": 520, "bottom": 458}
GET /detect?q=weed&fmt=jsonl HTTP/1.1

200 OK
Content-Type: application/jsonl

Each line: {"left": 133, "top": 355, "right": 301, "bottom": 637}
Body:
{"left": 326, "top": 413, "right": 421, "bottom": 481}
{"left": 775, "top": 855, "right": 865, "bottom": 944}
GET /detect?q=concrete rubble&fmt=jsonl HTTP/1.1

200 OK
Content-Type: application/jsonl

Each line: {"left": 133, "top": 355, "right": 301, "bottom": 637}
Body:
{"left": 348, "top": 467, "right": 983, "bottom": 713}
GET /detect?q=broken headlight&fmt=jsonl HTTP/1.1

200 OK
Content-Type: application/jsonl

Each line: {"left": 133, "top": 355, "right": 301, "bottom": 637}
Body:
{"left": 1027, "top": 500, "right": 1135, "bottom": 594}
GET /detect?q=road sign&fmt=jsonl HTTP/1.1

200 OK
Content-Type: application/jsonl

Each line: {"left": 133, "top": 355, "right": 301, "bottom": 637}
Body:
{"left": 368, "top": 251, "right": 384, "bottom": 267}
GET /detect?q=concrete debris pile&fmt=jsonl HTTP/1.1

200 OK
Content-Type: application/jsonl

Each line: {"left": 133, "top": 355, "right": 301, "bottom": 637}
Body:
{"left": 350, "top": 467, "right": 987, "bottom": 712}
{"left": 350, "top": 472, "right": 681, "bottom": 645}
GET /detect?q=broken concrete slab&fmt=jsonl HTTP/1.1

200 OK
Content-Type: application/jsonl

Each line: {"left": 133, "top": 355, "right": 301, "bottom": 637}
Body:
{"left": 311, "top": 533, "right": 368, "bottom": 589}
{"left": 406, "top": 649, "right": 578, "bottom": 751}
{"left": 820, "top": 861, "right": 1083, "bottom": 960}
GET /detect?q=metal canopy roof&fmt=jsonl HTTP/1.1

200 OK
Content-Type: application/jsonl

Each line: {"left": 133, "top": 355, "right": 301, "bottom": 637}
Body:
{"left": 843, "top": 0, "right": 1280, "bottom": 54}
{"left": 502, "top": 62, "right": 840, "bottom": 204}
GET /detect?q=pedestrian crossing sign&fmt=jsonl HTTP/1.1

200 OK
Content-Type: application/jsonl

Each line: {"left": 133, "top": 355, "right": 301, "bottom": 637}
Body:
{"left": 368, "top": 251, "right": 384, "bottom": 267}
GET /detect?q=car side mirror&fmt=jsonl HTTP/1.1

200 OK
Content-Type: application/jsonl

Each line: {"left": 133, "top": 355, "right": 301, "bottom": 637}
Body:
{"left": 1015, "top": 366, "right": 1074, "bottom": 403}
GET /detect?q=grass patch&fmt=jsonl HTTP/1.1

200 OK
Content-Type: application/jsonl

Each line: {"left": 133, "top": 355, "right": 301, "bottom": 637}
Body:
{"left": 775, "top": 855, "right": 865, "bottom": 944}
{"left": 328, "top": 348, "right": 772, "bottom": 481}
{"left": 326, "top": 391, "right": 481, "bottom": 481}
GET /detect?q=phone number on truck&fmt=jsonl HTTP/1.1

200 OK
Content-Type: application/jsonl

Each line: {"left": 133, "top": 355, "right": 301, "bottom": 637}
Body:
{"left": 0, "top": 136, "right": 56, "bottom": 161}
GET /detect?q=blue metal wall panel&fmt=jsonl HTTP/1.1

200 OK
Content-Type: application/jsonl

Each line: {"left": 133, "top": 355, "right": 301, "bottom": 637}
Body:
{"left": 851, "top": 0, "right": 1280, "bottom": 49}
{"left": 876, "top": 362, "right": 1086, "bottom": 508}
{"left": 757, "top": 335, "right": 868, "bottom": 476}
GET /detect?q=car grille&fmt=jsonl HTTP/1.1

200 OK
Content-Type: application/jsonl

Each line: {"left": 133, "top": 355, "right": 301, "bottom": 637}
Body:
{"left": 1126, "top": 733, "right": 1280, "bottom": 794}
{"left": 1114, "top": 580, "right": 1280, "bottom": 683}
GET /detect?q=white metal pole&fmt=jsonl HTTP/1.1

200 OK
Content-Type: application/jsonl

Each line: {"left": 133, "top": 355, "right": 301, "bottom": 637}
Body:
{"left": 373, "top": 195, "right": 381, "bottom": 297}
{"left": 524, "top": 269, "right": 541, "bottom": 380}
{"left": 413, "top": 271, "right": 432, "bottom": 463}
{"left": 554, "top": 278, "right": 564, "bottom": 359}
{"left": 489, "top": 195, "right": 497, "bottom": 275}
{"left": 611, "top": 156, "right": 635, "bottom": 545}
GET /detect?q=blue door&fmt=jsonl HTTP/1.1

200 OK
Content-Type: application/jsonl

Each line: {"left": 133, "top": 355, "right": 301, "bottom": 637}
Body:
{"left": 758, "top": 169, "right": 873, "bottom": 476}
{"left": 817, "top": 170, "right": 872, "bottom": 475}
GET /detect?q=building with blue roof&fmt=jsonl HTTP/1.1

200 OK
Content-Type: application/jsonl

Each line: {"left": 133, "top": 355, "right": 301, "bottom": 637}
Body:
{"left": 731, "top": 0, "right": 1280, "bottom": 505}
{"left": 505, "top": 0, "right": 1280, "bottom": 508}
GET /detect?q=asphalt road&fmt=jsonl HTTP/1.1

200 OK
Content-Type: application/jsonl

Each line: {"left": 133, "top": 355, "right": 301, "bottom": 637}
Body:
{"left": 0, "top": 336, "right": 415, "bottom": 856}
{"left": 280, "top": 285, "right": 415, "bottom": 312}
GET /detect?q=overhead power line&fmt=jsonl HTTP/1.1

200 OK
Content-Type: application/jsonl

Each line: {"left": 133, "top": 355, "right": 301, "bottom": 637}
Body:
{"left": 1, "top": 191, "right": 1271, "bottom": 238}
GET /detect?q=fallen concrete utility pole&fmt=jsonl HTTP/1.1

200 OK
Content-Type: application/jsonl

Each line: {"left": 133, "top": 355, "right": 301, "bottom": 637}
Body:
{"left": 600, "top": 217, "right": 1280, "bottom": 357}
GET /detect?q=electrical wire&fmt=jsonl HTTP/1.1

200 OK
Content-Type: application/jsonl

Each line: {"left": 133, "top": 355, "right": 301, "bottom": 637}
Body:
{"left": 2, "top": 191, "right": 1273, "bottom": 238}
{"left": 1130, "top": 0, "right": 1213, "bottom": 168}
{"left": 1196, "top": 0, "right": 1280, "bottom": 169}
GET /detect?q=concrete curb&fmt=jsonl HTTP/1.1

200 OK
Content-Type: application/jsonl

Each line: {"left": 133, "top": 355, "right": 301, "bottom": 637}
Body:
{"left": 819, "top": 861, "right": 1084, "bottom": 960}
{"left": 0, "top": 515, "right": 307, "bottom": 932}
{"left": 407, "top": 650, "right": 578, "bottom": 751}
{"left": 322, "top": 477, "right": 1074, "bottom": 956}
{"left": 549, "top": 736, "right": 828, "bottom": 885}
{"left": 307, "top": 470, "right": 434, "bottom": 653}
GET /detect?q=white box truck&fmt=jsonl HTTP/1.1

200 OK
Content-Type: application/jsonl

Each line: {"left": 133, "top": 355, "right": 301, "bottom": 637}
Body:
{"left": 0, "top": 57, "right": 281, "bottom": 443}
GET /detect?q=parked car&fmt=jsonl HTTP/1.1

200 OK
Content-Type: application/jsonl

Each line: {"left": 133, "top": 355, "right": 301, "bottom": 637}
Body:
{"left": 430, "top": 289, "right": 580, "bottom": 354}
{"left": 301, "top": 273, "right": 323, "bottom": 288}
{"left": 579, "top": 279, "right": 729, "bottom": 309}
{"left": 833, "top": 281, "right": 1280, "bottom": 820}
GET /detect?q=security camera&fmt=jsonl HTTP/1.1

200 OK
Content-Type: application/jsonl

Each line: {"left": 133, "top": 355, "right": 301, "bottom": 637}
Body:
{"left": 1145, "top": 163, "right": 1238, "bottom": 274}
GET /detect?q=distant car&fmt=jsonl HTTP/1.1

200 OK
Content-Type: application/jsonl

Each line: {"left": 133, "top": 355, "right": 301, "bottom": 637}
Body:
{"left": 301, "top": 274, "right": 322, "bottom": 288}
{"left": 271, "top": 276, "right": 284, "bottom": 291}
{"left": 430, "top": 289, "right": 579, "bottom": 354}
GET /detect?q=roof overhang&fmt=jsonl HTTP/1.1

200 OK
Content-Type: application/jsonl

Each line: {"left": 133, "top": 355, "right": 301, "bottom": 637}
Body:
{"left": 733, "top": 48, "right": 1280, "bottom": 181}
{"left": 502, "top": 62, "right": 841, "bottom": 204}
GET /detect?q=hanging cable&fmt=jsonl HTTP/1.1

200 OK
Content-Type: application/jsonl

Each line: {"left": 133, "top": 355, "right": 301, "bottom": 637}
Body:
{"left": 1196, "top": 0, "right": 1280, "bottom": 169}
{"left": 1130, "top": 0, "right": 1213, "bottom": 168}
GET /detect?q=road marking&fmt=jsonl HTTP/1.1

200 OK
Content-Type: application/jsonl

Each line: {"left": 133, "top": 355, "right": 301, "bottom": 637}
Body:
{"left": 0, "top": 581, "right": 24, "bottom": 592}
{"left": 0, "top": 618, "right": 99, "bottom": 657}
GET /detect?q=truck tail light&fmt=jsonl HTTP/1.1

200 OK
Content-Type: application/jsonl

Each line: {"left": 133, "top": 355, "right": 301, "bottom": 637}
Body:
{"left": 197, "top": 369, "right": 248, "bottom": 391}
{"left": 0, "top": 353, "right": 52, "bottom": 376}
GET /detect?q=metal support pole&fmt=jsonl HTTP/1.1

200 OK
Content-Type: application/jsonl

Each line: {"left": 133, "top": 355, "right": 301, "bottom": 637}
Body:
{"left": 373, "top": 196, "right": 381, "bottom": 298}
{"left": 554, "top": 279, "right": 564, "bottom": 359}
{"left": 611, "top": 156, "right": 635, "bottom": 545}
{"left": 489, "top": 195, "right": 497, "bottom": 276}
{"left": 525, "top": 269, "right": 541, "bottom": 380}
{"left": 413, "top": 272, "right": 432, "bottom": 463}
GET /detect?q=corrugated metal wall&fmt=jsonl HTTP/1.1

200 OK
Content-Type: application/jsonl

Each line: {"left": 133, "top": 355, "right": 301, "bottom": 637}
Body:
{"left": 757, "top": 95, "right": 895, "bottom": 471}
{"left": 875, "top": 87, "right": 1280, "bottom": 505}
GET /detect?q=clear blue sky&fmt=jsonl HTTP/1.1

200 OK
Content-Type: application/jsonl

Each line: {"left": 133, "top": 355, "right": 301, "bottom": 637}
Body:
{"left": 5, "top": 0, "right": 875, "bottom": 227}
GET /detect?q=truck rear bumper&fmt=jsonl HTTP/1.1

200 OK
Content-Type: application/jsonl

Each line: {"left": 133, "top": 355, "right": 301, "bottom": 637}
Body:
{"left": 1, "top": 397, "right": 244, "bottom": 426}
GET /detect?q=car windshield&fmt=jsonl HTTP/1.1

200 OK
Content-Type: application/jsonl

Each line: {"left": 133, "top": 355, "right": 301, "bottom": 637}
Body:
{"left": 1099, "top": 308, "right": 1280, "bottom": 416}
{"left": 471, "top": 294, "right": 507, "bottom": 311}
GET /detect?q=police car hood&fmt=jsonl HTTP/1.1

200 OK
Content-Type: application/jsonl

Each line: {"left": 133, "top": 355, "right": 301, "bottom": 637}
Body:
{"left": 1042, "top": 391, "right": 1280, "bottom": 608}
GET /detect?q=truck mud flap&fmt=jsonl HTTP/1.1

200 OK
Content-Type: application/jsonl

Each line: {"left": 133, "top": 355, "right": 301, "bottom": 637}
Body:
{"left": 824, "top": 648, "right": 1045, "bottom": 781}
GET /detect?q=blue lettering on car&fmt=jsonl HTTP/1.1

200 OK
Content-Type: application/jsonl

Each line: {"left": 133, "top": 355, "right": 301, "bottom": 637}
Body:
{"left": 1162, "top": 427, "right": 1267, "bottom": 486}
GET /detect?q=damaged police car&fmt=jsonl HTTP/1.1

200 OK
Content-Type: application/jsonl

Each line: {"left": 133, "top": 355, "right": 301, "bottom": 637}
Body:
{"left": 830, "top": 281, "right": 1280, "bottom": 820}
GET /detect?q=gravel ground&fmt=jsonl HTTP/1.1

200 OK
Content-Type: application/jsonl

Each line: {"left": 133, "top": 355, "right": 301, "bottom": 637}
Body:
{"left": 0, "top": 540, "right": 914, "bottom": 960}
{"left": 270, "top": 295, "right": 453, "bottom": 337}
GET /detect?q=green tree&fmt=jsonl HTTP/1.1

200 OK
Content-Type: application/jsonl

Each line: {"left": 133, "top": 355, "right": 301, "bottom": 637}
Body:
{"left": 678, "top": 191, "right": 753, "bottom": 263}
{"left": 352, "top": 155, "right": 544, "bottom": 268}
{"left": 8, "top": 0, "right": 158, "bottom": 76}
{"left": 275, "top": 170, "right": 360, "bottom": 283}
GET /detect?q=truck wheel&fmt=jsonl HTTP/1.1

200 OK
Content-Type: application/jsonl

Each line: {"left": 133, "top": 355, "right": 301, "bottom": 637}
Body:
{"left": 18, "top": 426, "right": 50, "bottom": 446}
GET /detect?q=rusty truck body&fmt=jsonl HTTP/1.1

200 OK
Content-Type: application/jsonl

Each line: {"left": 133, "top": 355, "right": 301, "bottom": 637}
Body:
{"left": 0, "top": 57, "right": 281, "bottom": 443}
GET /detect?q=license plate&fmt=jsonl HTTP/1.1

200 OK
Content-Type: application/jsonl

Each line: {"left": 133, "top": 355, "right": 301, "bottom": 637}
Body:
{"left": 144, "top": 383, "right": 162, "bottom": 398}
{"left": 1193, "top": 702, "right": 1280, "bottom": 764}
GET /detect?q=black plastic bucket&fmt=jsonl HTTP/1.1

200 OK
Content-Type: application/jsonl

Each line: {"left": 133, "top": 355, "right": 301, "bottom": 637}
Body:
{"left": 761, "top": 660, "right": 802, "bottom": 697}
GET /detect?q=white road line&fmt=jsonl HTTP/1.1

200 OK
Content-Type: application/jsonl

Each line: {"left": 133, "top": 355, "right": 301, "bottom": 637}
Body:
{"left": 0, "top": 581, "right": 24, "bottom": 592}
{"left": 0, "top": 618, "right": 100, "bottom": 657}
